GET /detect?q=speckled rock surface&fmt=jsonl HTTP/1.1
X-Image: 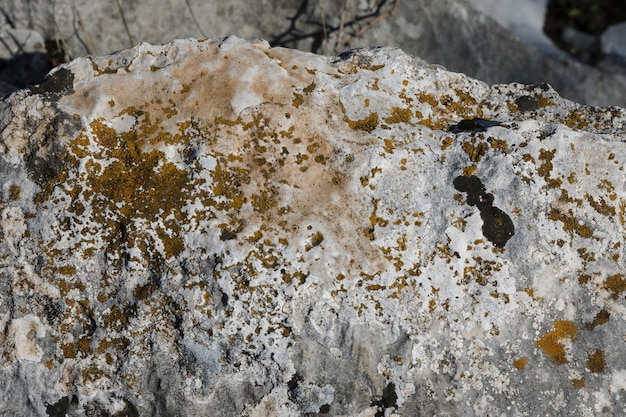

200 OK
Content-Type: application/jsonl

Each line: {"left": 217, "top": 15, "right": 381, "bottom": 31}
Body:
{"left": 1, "top": 36, "right": 625, "bottom": 416}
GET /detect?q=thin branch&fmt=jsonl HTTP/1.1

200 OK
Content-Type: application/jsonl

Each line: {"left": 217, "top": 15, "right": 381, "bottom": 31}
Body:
{"left": 185, "top": 0, "right": 207, "bottom": 38}
{"left": 345, "top": 0, "right": 399, "bottom": 47}
{"left": 318, "top": 0, "right": 329, "bottom": 55}
{"left": 333, "top": 0, "right": 350, "bottom": 55}
{"left": 116, "top": 0, "right": 134, "bottom": 47}
{"left": 74, "top": 5, "right": 96, "bottom": 54}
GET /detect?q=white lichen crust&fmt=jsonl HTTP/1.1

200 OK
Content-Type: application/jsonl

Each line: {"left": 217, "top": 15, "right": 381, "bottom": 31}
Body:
{"left": 0, "top": 37, "right": 625, "bottom": 416}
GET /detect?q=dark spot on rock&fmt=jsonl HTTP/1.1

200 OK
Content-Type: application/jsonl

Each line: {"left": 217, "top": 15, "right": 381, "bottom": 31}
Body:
{"left": 114, "top": 398, "right": 139, "bottom": 417}
{"left": 449, "top": 118, "right": 501, "bottom": 133}
{"left": 220, "top": 228, "right": 237, "bottom": 241}
{"left": 46, "top": 395, "right": 78, "bottom": 417}
{"left": 221, "top": 292, "right": 229, "bottom": 307}
{"left": 477, "top": 204, "right": 516, "bottom": 248}
{"left": 30, "top": 68, "right": 74, "bottom": 100}
{"left": 454, "top": 175, "right": 515, "bottom": 248}
{"left": 319, "top": 403, "right": 331, "bottom": 414}
{"left": 287, "top": 373, "right": 301, "bottom": 397}
{"left": 371, "top": 382, "right": 398, "bottom": 417}
{"left": 44, "top": 298, "right": 63, "bottom": 324}
{"left": 45, "top": 396, "right": 69, "bottom": 417}
{"left": 25, "top": 145, "right": 65, "bottom": 187}
{"left": 453, "top": 175, "right": 484, "bottom": 206}
{"left": 515, "top": 95, "right": 539, "bottom": 112}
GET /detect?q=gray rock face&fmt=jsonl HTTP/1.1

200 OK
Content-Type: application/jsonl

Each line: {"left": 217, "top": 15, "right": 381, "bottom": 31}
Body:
{"left": 3, "top": 0, "right": 626, "bottom": 107}
{"left": 0, "top": 37, "right": 625, "bottom": 416}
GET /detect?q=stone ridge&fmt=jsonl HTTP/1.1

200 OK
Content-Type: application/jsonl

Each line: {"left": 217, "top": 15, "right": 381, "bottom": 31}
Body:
{"left": 0, "top": 36, "right": 625, "bottom": 416}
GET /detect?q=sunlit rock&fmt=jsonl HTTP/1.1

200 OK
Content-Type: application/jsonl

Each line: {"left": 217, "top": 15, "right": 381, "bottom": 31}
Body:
{"left": 0, "top": 36, "right": 625, "bottom": 416}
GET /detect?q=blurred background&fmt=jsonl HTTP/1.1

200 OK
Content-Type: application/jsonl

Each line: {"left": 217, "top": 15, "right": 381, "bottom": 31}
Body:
{"left": 1, "top": 0, "right": 626, "bottom": 107}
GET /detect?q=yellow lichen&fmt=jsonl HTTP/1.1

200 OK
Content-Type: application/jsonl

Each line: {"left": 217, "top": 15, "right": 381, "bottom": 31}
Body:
{"left": 8, "top": 185, "right": 20, "bottom": 201}
{"left": 461, "top": 139, "right": 489, "bottom": 162}
{"left": 513, "top": 357, "right": 528, "bottom": 369}
{"left": 586, "top": 349, "right": 605, "bottom": 373}
{"left": 548, "top": 208, "right": 593, "bottom": 239}
{"left": 535, "top": 320, "right": 578, "bottom": 365}
{"left": 384, "top": 107, "right": 412, "bottom": 125}
{"left": 603, "top": 274, "right": 626, "bottom": 299}
{"left": 346, "top": 112, "right": 379, "bottom": 132}
{"left": 537, "top": 148, "right": 562, "bottom": 188}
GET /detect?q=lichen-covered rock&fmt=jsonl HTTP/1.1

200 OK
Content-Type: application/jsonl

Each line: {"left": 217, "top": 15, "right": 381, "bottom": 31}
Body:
{"left": 0, "top": 36, "right": 625, "bottom": 416}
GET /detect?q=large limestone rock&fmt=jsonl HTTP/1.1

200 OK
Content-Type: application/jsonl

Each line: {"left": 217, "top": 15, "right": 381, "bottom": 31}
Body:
{"left": 0, "top": 36, "right": 625, "bottom": 416}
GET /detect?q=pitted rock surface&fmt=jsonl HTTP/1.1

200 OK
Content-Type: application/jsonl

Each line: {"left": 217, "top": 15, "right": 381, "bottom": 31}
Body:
{"left": 0, "top": 37, "right": 625, "bottom": 416}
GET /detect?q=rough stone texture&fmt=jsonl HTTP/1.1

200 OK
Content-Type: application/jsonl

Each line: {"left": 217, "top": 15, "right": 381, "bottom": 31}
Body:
{"left": 2, "top": 0, "right": 626, "bottom": 107}
{"left": 1, "top": 36, "right": 626, "bottom": 416}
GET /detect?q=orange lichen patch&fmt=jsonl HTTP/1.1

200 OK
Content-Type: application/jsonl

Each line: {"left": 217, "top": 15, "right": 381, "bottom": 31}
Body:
{"left": 537, "top": 148, "right": 562, "bottom": 188}
{"left": 440, "top": 136, "right": 453, "bottom": 150}
{"left": 513, "top": 357, "right": 528, "bottom": 369}
{"left": 585, "top": 194, "right": 616, "bottom": 216}
{"left": 32, "top": 111, "right": 203, "bottom": 272}
{"left": 416, "top": 92, "right": 438, "bottom": 107}
{"left": 586, "top": 349, "right": 605, "bottom": 373}
{"left": 292, "top": 93, "right": 304, "bottom": 108}
{"left": 384, "top": 107, "right": 413, "bottom": 124}
{"left": 585, "top": 309, "right": 611, "bottom": 330}
{"left": 61, "top": 343, "right": 77, "bottom": 359}
{"left": 346, "top": 112, "right": 379, "bottom": 132}
{"left": 562, "top": 110, "right": 589, "bottom": 130}
{"left": 488, "top": 137, "right": 508, "bottom": 151}
{"left": 461, "top": 139, "right": 489, "bottom": 162}
{"left": 57, "top": 265, "right": 76, "bottom": 275}
{"left": 8, "top": 184, "right": 20, "bottom": 200}
{"left": 462, "top": 165, "right": 477, "bottom": 176}
{"left": 524, "top": 287, "right": 543, "bottom": 301}
{"left": 208, "top": 157, "right": 249, "bottom": 211}
{"left": 305, "top": 231, "right": 324, "bottom": 251}
{"left": 535, "top": 320, "right": 578, "bottom": 365}
{"left": 548, "top": 208, "right": 593, "bottom": 239}
{"left": 382, "top": 138, "right": 396, "bottom": 154}
{"left": 572, "top": 378, "right": 585, "bottom": 389}
{"left": 603, "top": 274, "right": 626, "bottom": 300}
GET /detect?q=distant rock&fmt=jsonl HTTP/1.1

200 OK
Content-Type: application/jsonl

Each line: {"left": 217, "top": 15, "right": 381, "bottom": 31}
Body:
{"left": 3, "top": 0, "right": 626, "bottom": 107}
{"left": 602, "top": 22, "right": 626, "bottom": 59}
{"left": 0, "top": 37, "right": 625, "bottom": 416}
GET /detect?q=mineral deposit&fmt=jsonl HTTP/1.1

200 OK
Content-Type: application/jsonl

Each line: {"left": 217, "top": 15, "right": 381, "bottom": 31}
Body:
{"left": 0, "top": 37, "right": 625, "bottom": 416}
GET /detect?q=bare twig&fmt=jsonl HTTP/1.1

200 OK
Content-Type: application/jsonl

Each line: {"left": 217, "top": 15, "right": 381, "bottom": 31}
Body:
{"left": 318, "top": 0, "right": 329, "bottom": 55}
{"left": 345, "top": 0, "right": 400, "bottom": 48}
{"left": 333, "top": 0, "right": 350, "bottom": 54}
{"left": 74, "top": 6, "right": 96, "bottom": 54}
{"left": 116, "top": 0, "right": 134, "bottom": 47}
{"left": 185, "top": 0, "right": 207, "bottom": 38}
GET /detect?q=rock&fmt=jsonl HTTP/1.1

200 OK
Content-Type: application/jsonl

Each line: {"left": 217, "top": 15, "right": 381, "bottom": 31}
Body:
{"left": 602, "top": 22, "right": 626, "bottom": 59}
{"left": 3, "top": 0, "right": 626, "bottom": 107}
{"left": 1, "top": 36, "right": 625, "bottom": 416}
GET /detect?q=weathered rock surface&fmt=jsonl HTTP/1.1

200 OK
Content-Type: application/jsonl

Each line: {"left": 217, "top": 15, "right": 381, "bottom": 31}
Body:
{"left": 0, "top": 36, "right": 625, "bottom": 416}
